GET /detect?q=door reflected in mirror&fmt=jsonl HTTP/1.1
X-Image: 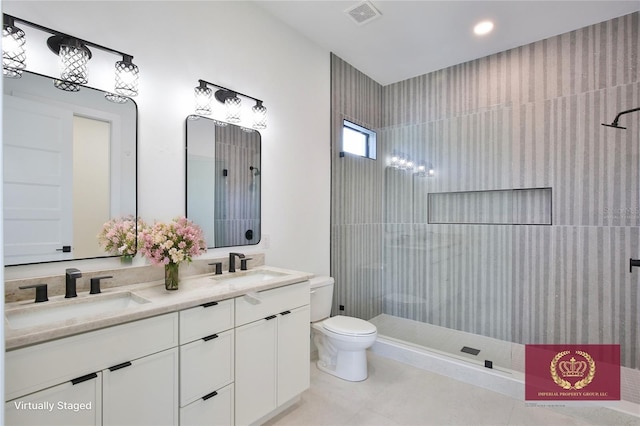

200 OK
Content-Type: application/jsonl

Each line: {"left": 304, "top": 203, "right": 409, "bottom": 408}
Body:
{"left": 3, "top": 71, "right": 137, "bottom": 266}
{"left": 186, "top": 116, "right": 261, "bottom": 248}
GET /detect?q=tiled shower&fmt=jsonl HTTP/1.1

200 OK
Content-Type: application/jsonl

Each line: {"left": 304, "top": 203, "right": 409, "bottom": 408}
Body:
{"left": 330, "top": 11, "right": 639, "bottom": 377}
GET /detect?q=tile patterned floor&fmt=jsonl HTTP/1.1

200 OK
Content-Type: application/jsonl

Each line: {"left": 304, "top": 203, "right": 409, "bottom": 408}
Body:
{"left": 266, "top": 352, "right": 639, "bottom": 426}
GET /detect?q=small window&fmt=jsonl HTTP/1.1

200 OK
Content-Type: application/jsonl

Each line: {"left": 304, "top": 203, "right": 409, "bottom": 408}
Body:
{"left": 342, "top": 120, "right": 376, "bottom": 159}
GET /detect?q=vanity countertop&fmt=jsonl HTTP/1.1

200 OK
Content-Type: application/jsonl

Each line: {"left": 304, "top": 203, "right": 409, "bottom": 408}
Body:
{"left": 4, "top": 266, "right": 314, "bottom": 350}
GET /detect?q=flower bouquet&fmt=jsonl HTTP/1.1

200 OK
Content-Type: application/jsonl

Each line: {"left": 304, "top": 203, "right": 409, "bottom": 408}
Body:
{"left": 137, "top": 216, "right": 207, "bottom": 290}
{"left": 97, "top": 215, "right": 139, "bottom": 263}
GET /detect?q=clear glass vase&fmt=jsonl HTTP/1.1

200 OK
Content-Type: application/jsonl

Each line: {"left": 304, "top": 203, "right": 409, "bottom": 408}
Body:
{"left": 165, "top": 262, "right": 179, "bottom": 291}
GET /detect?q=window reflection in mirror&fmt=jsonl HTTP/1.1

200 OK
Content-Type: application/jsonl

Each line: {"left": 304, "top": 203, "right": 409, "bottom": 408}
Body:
{"left": 185, "top": 116, "right": 261, "bottom": 248}
{"left": 3, "top": 71, "right": 137, "bottom": 266}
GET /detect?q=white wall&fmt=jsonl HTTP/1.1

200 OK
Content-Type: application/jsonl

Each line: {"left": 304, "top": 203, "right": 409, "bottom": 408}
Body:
{"left": 2, "top": 1, "right": 331, "bottom": 276}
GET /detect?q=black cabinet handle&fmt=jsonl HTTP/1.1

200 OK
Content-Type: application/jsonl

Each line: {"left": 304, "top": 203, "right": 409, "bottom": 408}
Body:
{"left": 280, "top": 310, "right": 291, "bottom": 316}
{"left": 71, "top": 372, "right": 98, "bottom": 385}
{"left": 201, "top": 301, "right": 219, "bottom": 308}
{"left": 265, "top": 315, "right": 277, "bottom": 320}
{"left": 630, "top": 258, "right": 640, "bottom": 273}
{"left": 109, "top": 361, "right": 132, "bottom": 371}
{"left": 203, "top": 333, "right": 219, "bottom": 341}
{"left": 202, "top": 391, "right": 218, "bottom": 401}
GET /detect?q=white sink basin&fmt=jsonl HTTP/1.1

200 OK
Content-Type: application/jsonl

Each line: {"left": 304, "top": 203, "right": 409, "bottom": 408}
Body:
{"left": 211, "top": 270, "right": 288, "bottom": 286}
{"left": 5, "top": 292, "right": 150, "bottom": 330}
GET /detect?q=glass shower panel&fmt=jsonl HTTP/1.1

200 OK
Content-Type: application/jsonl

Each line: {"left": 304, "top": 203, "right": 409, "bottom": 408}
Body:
{"left": 374, "top": 109, "right": 516, "bottom": 372}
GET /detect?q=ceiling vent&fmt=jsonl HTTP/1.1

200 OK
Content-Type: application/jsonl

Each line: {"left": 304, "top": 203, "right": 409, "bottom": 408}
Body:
{"left": 344, "top": 1, "right": 382, "bottom": 26}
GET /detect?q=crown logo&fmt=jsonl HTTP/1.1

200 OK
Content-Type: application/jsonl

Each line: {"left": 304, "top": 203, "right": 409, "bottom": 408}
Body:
{"left": 558, "top": 357, "right": 588, "bottom": 377}
{"left": 550, "top": 350, "right": 596, "bottom": 390}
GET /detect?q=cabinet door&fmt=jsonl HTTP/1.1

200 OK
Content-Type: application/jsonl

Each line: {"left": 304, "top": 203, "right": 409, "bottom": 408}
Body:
{"left": 180, "top": 329, "right": 234, "bottom": 407}
{"left": 235, "top": 318, "right": 277, "bottom": 426}
{"left": 180, "top": 383, "right": 234, "bottom": 426}
{"left": 103, "top": 347, "right": 178, "bottom": 426}
{"left": 277, "top": 305, "right": 310, "bottom": 404}
{"left": 5, "top": 372, "right": 101, "bottom": 426}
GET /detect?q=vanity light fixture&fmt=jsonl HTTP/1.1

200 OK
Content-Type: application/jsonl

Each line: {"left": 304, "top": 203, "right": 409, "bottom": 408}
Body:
{"left": 194, "top": 79, "right": 267, "bottom": 130}
{"left": 2, "top": 14, "right": 140, "bottom": 98}
{"left": 389, "top": 152, "right": 435, "bottom": 177}
{"left": 2, "top": 15, "right": 26, "bottom": 78}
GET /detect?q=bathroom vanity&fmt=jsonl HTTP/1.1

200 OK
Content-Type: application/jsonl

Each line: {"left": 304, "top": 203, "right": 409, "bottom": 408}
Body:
{"left": 4, "top": 266, "right": 312, "bottom": 426}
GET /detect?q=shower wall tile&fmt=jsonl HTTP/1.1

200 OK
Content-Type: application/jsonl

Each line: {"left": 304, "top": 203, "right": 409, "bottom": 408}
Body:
{"left": 331, "top": 224, "right": 385, "bottom": 320}
{"left": 331, "top": 13, "right": 640, "bottom": 369}
{"left": 513, "top": 225, "right": 640, "bottom": 369}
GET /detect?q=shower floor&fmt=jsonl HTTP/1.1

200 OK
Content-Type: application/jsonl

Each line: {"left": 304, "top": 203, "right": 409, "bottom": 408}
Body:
{"left": 369, "top": 314, "right": 514, "bottom": 372}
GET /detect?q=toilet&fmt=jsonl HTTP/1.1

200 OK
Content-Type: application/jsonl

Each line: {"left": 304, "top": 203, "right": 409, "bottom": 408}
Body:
{"left": 309, "top": 276, "right": 377, "bottom": 382}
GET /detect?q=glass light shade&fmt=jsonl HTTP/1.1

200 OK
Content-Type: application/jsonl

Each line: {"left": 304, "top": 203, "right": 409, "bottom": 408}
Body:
{"left": 105, "top": 92, "right": 129, "bottom": 104}
{"left": 55, "top": 39, "right": 90, "bottom": 91}
{"left": 2, "top": 22, "right": 26, "bottom": 78}
{"left": 252, "top": 102, "right": 267, "bottom": 130}
{"left": 225, "top": 95, "right": 241, "bottom": 123}
{"left": 194, "top": 85, "right": 212, "bottom": 115}
{"left": 115, "top": 57, "right": 139, "bottom": 97}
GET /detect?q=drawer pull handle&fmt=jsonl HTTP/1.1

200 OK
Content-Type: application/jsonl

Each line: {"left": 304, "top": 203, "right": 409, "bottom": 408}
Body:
{"left": 201, "top": 301, "right": 219, "bottom": 308}
{"left": 109, "top": 361, "right": 132, "bottom": 371}
{"left": 265, "top": 315, "right": 277, "bottom": 321}
{"left": 202, "top": 391, "right": 218, "bottom": 401}
{"left": 280, "top": 310, "right": 291, "bottom": 315}
{"left": 71, "top": 372, "right": 98, "bottom": 385}
{"left": 203, "top": 333, "right": 219, "bottom": 341}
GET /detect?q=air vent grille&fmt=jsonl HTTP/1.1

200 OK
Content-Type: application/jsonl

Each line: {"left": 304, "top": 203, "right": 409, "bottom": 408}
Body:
{"left": 345, "top": 1, "right": 382, "bottom": 26}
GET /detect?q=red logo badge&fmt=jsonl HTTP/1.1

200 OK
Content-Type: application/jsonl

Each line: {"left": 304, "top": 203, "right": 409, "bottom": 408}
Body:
{"left": 525, "top": 344, "right": 620, "bottom": 401}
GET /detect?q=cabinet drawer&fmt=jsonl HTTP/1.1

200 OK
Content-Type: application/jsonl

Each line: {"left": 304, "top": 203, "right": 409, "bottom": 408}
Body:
{"left": 5, "top": 371, "right": 102, "bottom": 426}
{"left": 180, "top": 329, "right": 234, "bottom": 407}
{"left": 179, "top": 298, "right": 234, "bottom": 344}
{"left": 235, "top": 281, "right": 310, "bottom": 325}
{"left": 6, "top": 312, "right": 179, "bottom": 401}
{"left": 180, "top": 383, "right": 234, "bottom": 426}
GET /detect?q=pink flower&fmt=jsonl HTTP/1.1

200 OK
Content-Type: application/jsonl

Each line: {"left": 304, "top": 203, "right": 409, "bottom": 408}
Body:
{"left": 137, "top": 217, "right": 207, "bottom": 266}
{"left": 97, "top": 216, "right": 141, "bottom": 256}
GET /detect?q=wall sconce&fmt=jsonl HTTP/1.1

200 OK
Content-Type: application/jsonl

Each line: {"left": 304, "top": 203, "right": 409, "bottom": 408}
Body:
{"left": 2, "top": 14, "right": 140, "bottom": 99}
{"left": 193, "top": 79, "right": 267, "bottom": 130}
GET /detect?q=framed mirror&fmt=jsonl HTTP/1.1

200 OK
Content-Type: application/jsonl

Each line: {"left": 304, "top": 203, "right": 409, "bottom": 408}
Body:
{"left": 3, "top": 71, "right": 137, "bottom": 266}
{"left": 186, "top": 116, "right": 261, "bottom": 248}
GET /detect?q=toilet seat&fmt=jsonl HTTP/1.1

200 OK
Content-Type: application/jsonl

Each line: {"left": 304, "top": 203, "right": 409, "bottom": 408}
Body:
{"left": 323, "top": 316, "right": 376, "bottom": 336}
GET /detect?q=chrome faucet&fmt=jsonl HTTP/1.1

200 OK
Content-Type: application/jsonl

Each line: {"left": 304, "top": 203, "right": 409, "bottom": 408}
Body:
{"left": 228, "top": 252, "right": 245, "bottom": 273}
{"left": 65, "top": 268, "right": 82, "bottom": 298}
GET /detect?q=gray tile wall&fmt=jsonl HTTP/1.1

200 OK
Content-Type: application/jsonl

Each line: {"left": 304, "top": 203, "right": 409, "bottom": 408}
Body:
{"left": 331, "top": 12, "right": 640, "bottom": 369}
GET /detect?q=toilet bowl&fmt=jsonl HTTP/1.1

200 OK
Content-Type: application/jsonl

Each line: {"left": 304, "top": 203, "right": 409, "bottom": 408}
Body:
{"left": 310, "top": 277, "right": 377, "bottom": 382}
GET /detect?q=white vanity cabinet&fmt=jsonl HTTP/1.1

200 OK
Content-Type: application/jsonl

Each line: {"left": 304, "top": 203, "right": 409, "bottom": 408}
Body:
{"left": 178, "top": 299, "right": 235, "bottom": 426}
{"left": 234, "top": 281, "right": 310, "bottom": 425}
{"left": 102, "top": 348, "right": 179, "bottom": 426}
{"left": 5, "top": 312, "right": 179, "bottom": 426}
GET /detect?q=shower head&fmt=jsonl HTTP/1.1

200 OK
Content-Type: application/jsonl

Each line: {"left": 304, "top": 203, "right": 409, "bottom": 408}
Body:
{"left": 250, "top": 166, "right": 260, "bottom": 176}
{"left": 601, "top": 107, "right": 639, "bottom": 130}
{"left": 601, "top": 122, "right": 626, "bottom": 130}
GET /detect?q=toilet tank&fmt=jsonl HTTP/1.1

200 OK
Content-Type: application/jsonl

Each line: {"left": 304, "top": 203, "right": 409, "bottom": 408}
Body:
{"left": 309, "top": 276, "right": 335, "bottom": 322}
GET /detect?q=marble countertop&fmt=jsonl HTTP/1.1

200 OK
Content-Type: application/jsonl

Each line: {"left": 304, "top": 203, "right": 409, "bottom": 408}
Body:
{"left": 5, "top": 266, "right": 314, "bottom": 350}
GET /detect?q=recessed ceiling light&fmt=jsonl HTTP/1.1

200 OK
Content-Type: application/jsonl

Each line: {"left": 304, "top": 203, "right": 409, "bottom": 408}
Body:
{"left": 474, "top": 20, "right": 494, "bottom": 36}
